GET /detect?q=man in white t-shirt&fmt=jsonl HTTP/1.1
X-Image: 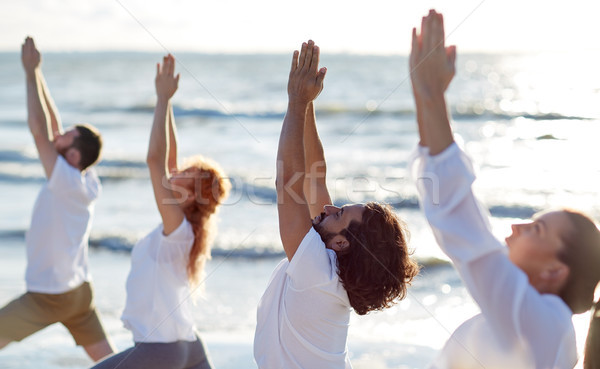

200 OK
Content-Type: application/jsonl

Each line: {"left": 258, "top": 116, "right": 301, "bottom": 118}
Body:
{"left": 0, "top": 37, "right": 114, "bottom": 362}
{"left": 254, "top": 40, "right": 420, "bottom": 368}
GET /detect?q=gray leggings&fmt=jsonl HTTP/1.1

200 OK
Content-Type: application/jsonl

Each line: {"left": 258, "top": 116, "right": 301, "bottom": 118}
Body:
{"left": 91, "top": 336, "right": 213, "bottom": 369}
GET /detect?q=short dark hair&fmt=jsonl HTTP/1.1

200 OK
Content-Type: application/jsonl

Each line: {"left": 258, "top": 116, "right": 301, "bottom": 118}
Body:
{"left": 72, "top": 124, "right": 102, "bottom": 170}
{"left": 336, "top": 202, "right": 419, "bottom": 315}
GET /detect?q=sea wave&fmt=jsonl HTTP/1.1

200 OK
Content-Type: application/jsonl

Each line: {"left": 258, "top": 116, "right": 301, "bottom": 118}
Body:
{"left": 83, "top": 103, "right": 592, "bottom": 122}
{"left": 0, "top": 200, "right": 537, "bottom": 254}
{"left": 0, "top": 228, "right": 449, "bottom": 267}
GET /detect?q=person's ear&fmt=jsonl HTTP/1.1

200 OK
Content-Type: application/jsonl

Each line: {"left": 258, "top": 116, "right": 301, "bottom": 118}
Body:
{"left": 65, "top": 148, "right": 81, "bottom": 170}
{"left": 328, "top": 234, "right": 350, "bottom": 252}
{"left": 539, "top": 263, "right": 570, "bottom": 293}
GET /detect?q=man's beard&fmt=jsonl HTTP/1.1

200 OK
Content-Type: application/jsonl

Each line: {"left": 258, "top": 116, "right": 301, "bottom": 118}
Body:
{"left": 55, "top": 144, "right": 70, "bottom": 157}
{"left": 312, "top": 216, "right": 337, "bottom": 246}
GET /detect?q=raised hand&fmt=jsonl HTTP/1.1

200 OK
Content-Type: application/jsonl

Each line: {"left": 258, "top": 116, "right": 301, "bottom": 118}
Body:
{"left": 288, "top": 40, "right": 327, "bottom": 104}
{"left": 410, "top": 9, "right": 456, "bottom": 98}
{"left": 21, "top": 37, "right": 41, "bottom": 75}
{"left": 155, "top": 54, "right": 180, "bottom": 101}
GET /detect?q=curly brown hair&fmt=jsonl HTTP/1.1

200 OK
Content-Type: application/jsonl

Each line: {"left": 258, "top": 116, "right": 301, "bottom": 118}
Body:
{"left": 335, "top": 202, "right": 419, "bottom": 315}
{"left": 178, "top": 155, "right": 230, "bottom": 286}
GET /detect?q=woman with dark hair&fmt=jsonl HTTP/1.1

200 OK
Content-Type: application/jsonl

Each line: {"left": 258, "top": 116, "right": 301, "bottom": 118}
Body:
{"left": 410, "top": 10, "right": 600, "bottom": 369}
{"left": 91, "top": 54, "right": 230, "bottom": 369}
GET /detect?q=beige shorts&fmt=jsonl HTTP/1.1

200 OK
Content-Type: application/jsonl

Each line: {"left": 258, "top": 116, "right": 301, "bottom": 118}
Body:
{"left": 0, "top": 282, "right": 108, "bottom": 346}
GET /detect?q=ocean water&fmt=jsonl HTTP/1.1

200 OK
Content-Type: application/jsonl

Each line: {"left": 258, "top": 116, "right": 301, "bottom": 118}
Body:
{"left": 0, "top": 51, "right": 599, "bottom": 368}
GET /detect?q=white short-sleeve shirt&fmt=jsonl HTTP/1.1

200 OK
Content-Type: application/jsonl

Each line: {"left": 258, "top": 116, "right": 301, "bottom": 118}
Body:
{"left": 121, "top": 219, "right": 197, "bottom": 343}
{"left": 254, "top": 227, "right": 353, "bottom": 369}
{"left": 412, "top": 143, "right": 577, "bottom": 369}
{"left": 25, "top": 155, "right": 101, "bottom": 294}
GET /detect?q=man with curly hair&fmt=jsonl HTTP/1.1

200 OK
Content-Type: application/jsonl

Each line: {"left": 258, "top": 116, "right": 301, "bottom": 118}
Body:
{"left": 254, "top": 40, "right": 419, "bottom": 368}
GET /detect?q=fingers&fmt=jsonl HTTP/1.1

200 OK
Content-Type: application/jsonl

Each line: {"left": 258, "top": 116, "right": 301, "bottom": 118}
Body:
{"left": 292, "top": 40, "right": 320, "bottom": 74}
{"left": 315, "top": 67, "right": 327, "bottom": 87}
{"left": 431, "top": 12, "right": 444, "bottom": 48}
{"left": 439, "top": 13, "right": 446, "bottom": 46}
{"left": 23, "top": 36, "right": 34, "bottom": 48}
{"left": 447, "top": 45, "right": 456, "bottom": 68}
{"left": 304, "top": 40, "right": 314, "bottom": 71}
{"left": 298, "top": 42, "right": 308, "bottom": 70}
{"left": 420, "top": 9, "right": 445, "bottom": 54}
{"left": 310, "top": 45, "right": 320, "bottom": 73}
{"left": 163, "top": 55, "right": 169, "bottom": 76}
{"left": 167, "top": 54, "right": 175, "bottom": 77}
{"left": 290, "top": 50, "right": 299, "bottom": 73}
{"left": 288, "top": 40, "right": 325, "bottom": 102}
{"left": 22, "top": 37, "right": 32, "bottom": 53}
{"left": 410, "top": 27, "right": 419, "bottom": 63}
{"left": 421, "top": 16, "right": 429, "bottom": 51}
{"left": 157, "top": 55, "right": 177, "bottom": 78}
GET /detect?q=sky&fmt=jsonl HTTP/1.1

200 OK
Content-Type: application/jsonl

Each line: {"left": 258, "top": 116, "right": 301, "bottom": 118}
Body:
{"left": 2, "top": 0, "right": 600, "bottom": 54}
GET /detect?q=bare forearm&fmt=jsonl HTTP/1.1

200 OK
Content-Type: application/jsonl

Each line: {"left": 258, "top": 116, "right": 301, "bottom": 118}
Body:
{"left": 413, "top": 88, "right": 428, "bottom": 147}
{"left": 26, "top": 70, "right": 50, "bottom": 139}
{"left": 167, "top": 104, "right": 178, "bottom": 172}
{"left": 277, "top": 100, "right": 312, "bottom": 260}
{"left": 39, "top": 73, "right": 62, "bottom": 138}
{"left": 147, "top": 97, "right": 170, "bottom": 173}
{"left": 304, "top": 102, "right": 326, "bottom": 180}
{"left": 303, "top": 102, "right": 330, "bottom": 214}
{"left": 277, "top": 102, "right": 308, "bottom": 192}
{"left": 420, "top": 91, "right": 453, "bottom": 155}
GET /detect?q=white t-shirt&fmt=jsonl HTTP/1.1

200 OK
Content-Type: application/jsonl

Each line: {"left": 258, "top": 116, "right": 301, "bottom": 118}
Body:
{"left": 412, "top": 143, "right": 577, "bottom": 369}
{"left": 121, "top": 218, "right": 197, "bottom": 343}
{"left": 254, "top": 227, "right": 353, "bottom": 369}
{"left": 25, "top": 155, "right": 101, "bottom": 294}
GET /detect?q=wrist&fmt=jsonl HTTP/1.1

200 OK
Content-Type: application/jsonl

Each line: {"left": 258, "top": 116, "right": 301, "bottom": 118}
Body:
{"left": 156, "top": 95, "right": 171, "bottom": 104}
{"left": 287, "top": 99, "right": 310, "bottom": 112}
{"left": 418, "top": 88, "right": 446, "bottom": 105}
{"left": 24, "top": 68, "right": 38, "bottom": 79}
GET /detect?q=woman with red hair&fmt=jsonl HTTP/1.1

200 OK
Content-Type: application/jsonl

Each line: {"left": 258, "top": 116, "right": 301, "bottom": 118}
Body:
{"left": 92, "top": 54, "right": 230, "bottom": 369}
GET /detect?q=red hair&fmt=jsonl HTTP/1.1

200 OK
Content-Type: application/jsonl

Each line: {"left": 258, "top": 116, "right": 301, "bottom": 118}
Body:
{"left": 178, "top": 155, "right": 230, "bottom": 286}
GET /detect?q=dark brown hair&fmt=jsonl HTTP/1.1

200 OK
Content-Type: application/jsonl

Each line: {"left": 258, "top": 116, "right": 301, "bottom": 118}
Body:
{"left": 72, "top": 124, "right": 102, "bottom": 170}
{"left": 557, "top": 209, "right": 600, "bottom": 369}
{"left": 179, "top": 156, "right": 230, "bottom": 286}
{"left": 335, "top": 202, "right": 419, "bottom": 315}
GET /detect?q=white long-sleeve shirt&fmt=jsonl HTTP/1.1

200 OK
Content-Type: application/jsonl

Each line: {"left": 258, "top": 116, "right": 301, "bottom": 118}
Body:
{"left": 412, "top": 143, "right": 577, "bottom": 369}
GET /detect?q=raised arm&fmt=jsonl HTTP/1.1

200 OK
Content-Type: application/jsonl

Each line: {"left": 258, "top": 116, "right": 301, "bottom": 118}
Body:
{"left": 167, "top": 104, "right": 178, "bottom": 174}
{"left": 277, "top": 40, "right": 327, "bottom": 260}
{"left": 303, "top": 101, "right": 331, "bottom": 218}
{"left": 22, "top": 37, "right": 58, "bottom": 178}
{"left": 409, "top": 10, "right": 456, "bottom": 155}
{"left": 146, "top": 54, "right": 184, "bottom": 235}
{"left": 39, "top": 73, "right": 63, "bottom": 138}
